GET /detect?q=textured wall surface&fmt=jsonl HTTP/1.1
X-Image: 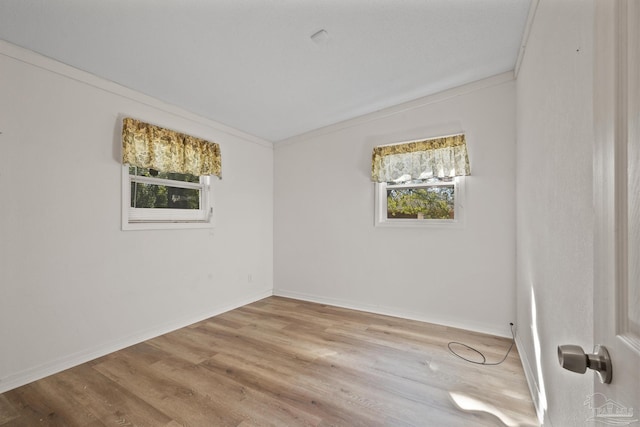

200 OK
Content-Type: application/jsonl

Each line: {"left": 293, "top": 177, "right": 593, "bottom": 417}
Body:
{"left": 516, "top": 0, "right": 595, "bottom": 424}
{"left": 275, "top": 75, "right": 517, "bottom": 337}
{"left": 0, "top": 42, "right": 274, "bottom": 392}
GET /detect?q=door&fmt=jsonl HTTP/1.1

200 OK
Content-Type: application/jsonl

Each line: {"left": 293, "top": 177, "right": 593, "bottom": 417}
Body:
{"left": 593, "top": 0, "right": 640, "bottom": 422}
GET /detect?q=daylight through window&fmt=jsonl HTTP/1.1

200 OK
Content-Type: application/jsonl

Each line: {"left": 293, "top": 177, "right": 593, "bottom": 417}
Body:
{"left": 123, "top": 165, "right": 212, "bottom": 229}
{"left": 121, "top": 118, "right": 220, "bottom": 230}
{"left": 386, "top": 179, "right": 455, "bottom": 220}
{"left": 371, "top": 133, "right": 469, "bottom": 227}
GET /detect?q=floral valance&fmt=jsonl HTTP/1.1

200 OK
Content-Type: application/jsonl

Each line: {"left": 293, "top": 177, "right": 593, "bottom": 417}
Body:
{"left": 122, "top": 117, "right": 221, "bottom": 177}
{"left": 371, "top": 134, "right": 470, "bottom": 183}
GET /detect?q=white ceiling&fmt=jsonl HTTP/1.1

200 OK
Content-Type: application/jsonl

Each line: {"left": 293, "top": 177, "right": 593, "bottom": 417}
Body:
{"left": 0, "top": 0, "right": 531, "bottom": 142}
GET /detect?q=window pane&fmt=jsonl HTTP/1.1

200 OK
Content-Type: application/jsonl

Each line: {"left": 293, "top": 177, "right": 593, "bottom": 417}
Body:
{"left": 387, "top": 185, "right": 454, "bottom": 219}
{"left": 129, "top": 166, "right": 200, "bottom": 183}
{"left": 130, "top": 182, "right": 200, "bottom": 209}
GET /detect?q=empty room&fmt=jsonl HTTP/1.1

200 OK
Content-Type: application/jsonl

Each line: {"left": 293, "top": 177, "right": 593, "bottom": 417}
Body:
{"left": 1, "top": 1, "right": 638, "bottom": 426}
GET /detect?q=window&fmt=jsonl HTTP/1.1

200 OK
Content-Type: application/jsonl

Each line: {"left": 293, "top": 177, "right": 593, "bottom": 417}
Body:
{"left": 120, "top": 117, "right": 221, "bottom": 230}
{"left": 371, "top": 133, "right": 470, "bottom": 228}
{"left": 375, "top": 177, "right": 464, "bottom": 227}
{"left": 122, "top": 166, "right": 213, "bottom": 230}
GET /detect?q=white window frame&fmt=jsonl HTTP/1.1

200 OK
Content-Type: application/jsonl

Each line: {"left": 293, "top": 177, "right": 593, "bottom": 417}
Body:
{"left": 374, "top": 177, "right": 465, "bottom": 228}
{"left": 121, "top": 165, "right": 214, "bottom": 231}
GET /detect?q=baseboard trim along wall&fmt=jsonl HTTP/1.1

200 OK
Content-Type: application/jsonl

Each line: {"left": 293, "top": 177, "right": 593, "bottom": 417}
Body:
{"left": 273, "top": 289, "right": 512, "bottom": 339}
{"left": 515, "top": 334, "right": 549, "bottom": 426}
{"left": 0, "top": 289, "right": 272, "bottom": 395}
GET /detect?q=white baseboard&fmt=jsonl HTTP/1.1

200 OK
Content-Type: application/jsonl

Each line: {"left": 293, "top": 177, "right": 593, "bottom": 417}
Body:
{"left": 273, "top": 288, "right": 512, "bottom": 338}
{"left": 0, "top": 289, "right": 272, "bottom": 394}
{"left": 515, "top": 334, "right": 548, "bottom": 426}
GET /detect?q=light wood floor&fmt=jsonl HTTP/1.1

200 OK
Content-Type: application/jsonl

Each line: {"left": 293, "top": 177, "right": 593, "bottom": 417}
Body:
{"left": 0, "top": 297, "right": 539, "bottom": 426}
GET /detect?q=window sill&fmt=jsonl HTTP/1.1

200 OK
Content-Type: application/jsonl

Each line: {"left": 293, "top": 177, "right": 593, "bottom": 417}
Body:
{"left": 122, "top": 220, "right": 213, "bottom": 231}
{"left": 374, "top": 218, "right": 464, "bottom": 229}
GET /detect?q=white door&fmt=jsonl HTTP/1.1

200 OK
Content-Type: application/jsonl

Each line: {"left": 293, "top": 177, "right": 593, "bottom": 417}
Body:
{"left": 593, "top": 0, "right": 640, "bottom": 422}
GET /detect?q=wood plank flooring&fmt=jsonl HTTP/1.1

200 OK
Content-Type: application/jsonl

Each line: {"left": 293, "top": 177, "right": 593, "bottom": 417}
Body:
{"left": 0, "top": 297, "right": 539, "bottom": 426}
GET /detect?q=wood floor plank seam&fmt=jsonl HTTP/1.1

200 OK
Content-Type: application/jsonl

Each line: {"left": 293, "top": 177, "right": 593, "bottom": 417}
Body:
{"left": 0, "top": 297, "right": 539, "bottom": 426}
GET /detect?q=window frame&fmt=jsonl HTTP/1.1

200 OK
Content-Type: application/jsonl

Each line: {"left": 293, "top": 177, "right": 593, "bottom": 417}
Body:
{"left": 121, "top": 165, "right": 214, "bottom": 231}
{"left": 374, "top": 177, "right": 465, "bottom": 228}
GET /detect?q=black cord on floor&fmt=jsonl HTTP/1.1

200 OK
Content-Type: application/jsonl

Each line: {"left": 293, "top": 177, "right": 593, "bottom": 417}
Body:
{"left": 447, "top": 323, "right": 515, "bottom": 366}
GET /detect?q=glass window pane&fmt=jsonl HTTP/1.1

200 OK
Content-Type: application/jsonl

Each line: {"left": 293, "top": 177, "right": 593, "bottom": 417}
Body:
{"left": 130, "top": 182, "right": 200, "bottom": 209}
{"left": 387, "top": 185, "right": 454, "bottom": 219}
{"left": 129, "top": 166, "right": 200, "bottom": 183}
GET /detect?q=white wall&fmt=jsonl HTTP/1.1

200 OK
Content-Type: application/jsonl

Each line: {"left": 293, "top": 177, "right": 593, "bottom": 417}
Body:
{"left": 274, "top": 74, "right": 517, "bottom": 337}
{"left": 0, "top": 41, "right": 273, "bottom": 393}
{"left": 516, "top": 1, "right": 594, "bottom": 425}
